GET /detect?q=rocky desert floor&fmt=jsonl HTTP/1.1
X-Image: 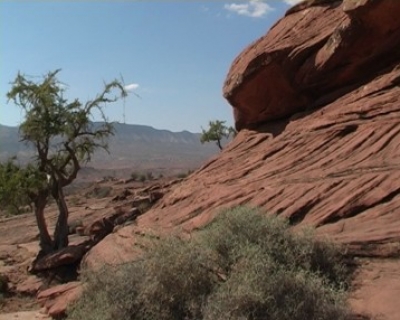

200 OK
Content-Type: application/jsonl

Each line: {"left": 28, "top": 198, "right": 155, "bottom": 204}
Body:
{"left": 0, "top": 177, "right": 171, "bottom": 318}
{"left": 0, "top": 176, "right": 399, "bottom": 319}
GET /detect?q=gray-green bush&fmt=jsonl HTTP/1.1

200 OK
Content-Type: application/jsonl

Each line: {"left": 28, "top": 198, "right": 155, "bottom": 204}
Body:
{"left": 69, "top": 206, "right": 352, "bottom": 320}
{"left": 85, "top": 186, "right": 112, "bottom": 199}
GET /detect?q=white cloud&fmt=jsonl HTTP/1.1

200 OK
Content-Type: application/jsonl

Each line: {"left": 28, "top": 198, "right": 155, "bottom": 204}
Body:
{"left": 124, "top": 83, "right": 139, "bottom": 91}
{"left": 224, "top": 0, "right": 274, "bottom": 18}
{"left": 283, "top": 0, "right": 303, "bottom": 5}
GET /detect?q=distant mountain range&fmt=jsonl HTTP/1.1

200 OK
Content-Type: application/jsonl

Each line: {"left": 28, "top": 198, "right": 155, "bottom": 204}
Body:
{"left": 0, "top": 122, "right": 223, "bottom": 176}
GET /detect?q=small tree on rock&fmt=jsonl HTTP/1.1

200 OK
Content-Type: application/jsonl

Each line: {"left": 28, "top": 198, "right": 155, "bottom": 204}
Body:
{"left": 6, "top": 70, "right": 126, "bottom": 254}
{"left": 200, "top": 120, "right": 236, "bottom": 150}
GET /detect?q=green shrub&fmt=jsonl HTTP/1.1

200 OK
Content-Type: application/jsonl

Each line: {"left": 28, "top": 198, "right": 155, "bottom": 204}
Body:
{"left": 68, "top": 219, "right": 84, "bottom": 234}
{"left": 69, "top": 196, "right": 83, "bottom": 206}
{"left": 69, "top": 206, "right": 352, "bottom": 320}
{"left": 138, "top": 174, "right": 146, "bottom": 183}
{"left": 85, "top": 186, "right": 112, "bottom": 199}
{"left": 176, "top": 170, "right": 194, "bottom": 179}
{"left": 0, "top": 159, "right": 32, "bottom": 216}
{"left": 198, "top": 207, "right": 349, "bottom": 290}
{"left": 70, "top": 239, "right": 215, "bottom": 320}
{"left": 176, "top": 172, "right": 187, "bottom": 179}
{"left": 137, "top": 201, "right": 152, "bottom": 214}
{"left": 130, "top": 172, "right": 139, "bottom": 180}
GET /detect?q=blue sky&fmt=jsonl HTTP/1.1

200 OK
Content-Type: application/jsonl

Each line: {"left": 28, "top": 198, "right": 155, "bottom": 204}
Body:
{"left": 1, "top": 1, "right": 299, "bottom": 132}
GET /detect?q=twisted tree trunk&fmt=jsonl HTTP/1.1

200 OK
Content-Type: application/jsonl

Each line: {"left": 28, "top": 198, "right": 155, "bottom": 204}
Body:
{"left": 32, "top": 189, "right": 53, "bottom": 255}
{"left": 52, "top": 181, "right": 69, "bottom": 250}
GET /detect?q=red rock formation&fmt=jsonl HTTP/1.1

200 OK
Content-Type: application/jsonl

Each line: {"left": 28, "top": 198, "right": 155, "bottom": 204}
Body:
{"left": 37, "top": 282, "right": 82, "bottom": 318}
{"left": 223, "top": 0, "right": 400, "bottom": 130}
{"left": 84, "top": 1, "right": 400, "bottom": 319}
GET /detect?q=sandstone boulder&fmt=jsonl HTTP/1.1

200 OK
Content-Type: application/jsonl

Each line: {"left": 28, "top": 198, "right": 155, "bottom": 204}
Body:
{"left": 84, "top": 217, "right": 114, "bottom": 243}
{"left": 37, "top": 281, "right": 82, "bottom": 318}
{"left": 15, "top": 276, "right": 44, "bottom": 295}
{"left": 223, "top": 0, "right": 400, "bottom": 130}
{"left": 82, "top": 224, "right": 145, "bottom": 271}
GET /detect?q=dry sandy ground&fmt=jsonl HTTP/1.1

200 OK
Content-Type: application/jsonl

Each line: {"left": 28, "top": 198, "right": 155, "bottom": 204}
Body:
{"left": 0, "top": 310, "right": 50, "bottom": 320}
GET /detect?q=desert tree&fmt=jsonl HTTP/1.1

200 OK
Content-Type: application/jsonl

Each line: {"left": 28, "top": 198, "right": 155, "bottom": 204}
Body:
{"left": 200, "top": 120, "right": 236, "bottom": 150}
{"left": 6, "top": 69, "right": 126, "bottom": 254}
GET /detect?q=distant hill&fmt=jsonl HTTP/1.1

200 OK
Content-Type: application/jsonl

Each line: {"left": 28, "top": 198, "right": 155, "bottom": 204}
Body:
{"left": 0, "top": 122, "right": 223, "bottom": 177}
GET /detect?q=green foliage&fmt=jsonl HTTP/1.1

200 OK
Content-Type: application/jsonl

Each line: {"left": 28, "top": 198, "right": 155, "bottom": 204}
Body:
{"left": 176, "top": 169, "right": 194, "bottom": 179}
{"left": 70, "top": 238, "right": 214, "bottom": 320}
{"left": 85, "top": 186, "right": 112, "bottom": 199}
{"left": 200, "top": 120, "right": 236, "bottom": 150}
{"left": 68, "top": 196, "right": 83, "bottom": 206}
{"left": 198, "top": 207, "right": 350, "bottom": 320}
{"left": 176, "top": 172, "right": 188, "bottom": 179}
{"left": 69, "top": 206, "right": 352, "bottom": 320}
{"left": 68, "top": 219, "right": 84, "bottom": 234}
{"left": 0, "top": 159, "right": 28, "bottom": 215}
{"left": 131, "top": 172, "right": 152, "bottom": 182}
{"left": 7, "top": 70, "right": 126, "bottom": 175}
{"left": 0, "top": 159, "right": 46, "bottom": 215}
{"left": 137, "top": 200, "right": 152, "bottom": 214}
{"left": 130, "top": 171, "right": 139, "bottom": 180}
{"left": 138, "top": 174, "right": 146, "bottom": 183}
{"left": 6, "top": 69, "right": 126, "bottom": 251}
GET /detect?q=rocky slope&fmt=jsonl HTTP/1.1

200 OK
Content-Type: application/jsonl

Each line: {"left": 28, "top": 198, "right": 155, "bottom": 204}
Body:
{"left": 0, "top": 178, "right": 172, "bottom": 318}
{"left": 86, "top": 0, "right": 400, "bottom": 319}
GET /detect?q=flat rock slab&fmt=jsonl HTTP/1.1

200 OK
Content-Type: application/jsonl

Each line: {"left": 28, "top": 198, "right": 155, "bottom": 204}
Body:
{"left": 37, "top": 281, "right": 82, "bottom": 318}
{"left": 16, "top": 276, "right": 44, "bottom": 295}
{"left": 349, "top": 259, "right": 400, "bottom": 320}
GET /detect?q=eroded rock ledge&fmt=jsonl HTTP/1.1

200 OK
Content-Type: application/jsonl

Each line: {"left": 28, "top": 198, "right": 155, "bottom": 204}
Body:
{"left": 223, "top": 0, "right": 400, "bottom": 130}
